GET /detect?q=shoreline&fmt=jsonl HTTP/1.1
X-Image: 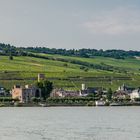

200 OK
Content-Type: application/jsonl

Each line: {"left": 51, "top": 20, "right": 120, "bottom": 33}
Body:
{"left": 1, "top": 103, "right": 140, "bottom": 107}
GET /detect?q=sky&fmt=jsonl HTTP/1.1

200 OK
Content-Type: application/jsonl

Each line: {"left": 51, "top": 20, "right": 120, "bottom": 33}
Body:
{"left": 0, "top": 0, "right": 140, "bottom": 50}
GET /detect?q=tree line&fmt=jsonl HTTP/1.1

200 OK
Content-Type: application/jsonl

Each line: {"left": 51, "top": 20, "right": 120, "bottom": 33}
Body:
{"left": 1, "top": 43, "right": 140, "bottom": 59}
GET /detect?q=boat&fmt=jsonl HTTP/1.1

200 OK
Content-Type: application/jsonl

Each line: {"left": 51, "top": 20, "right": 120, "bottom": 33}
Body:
{"left": 95, "top": 101, "right": 105, "bottom": 106}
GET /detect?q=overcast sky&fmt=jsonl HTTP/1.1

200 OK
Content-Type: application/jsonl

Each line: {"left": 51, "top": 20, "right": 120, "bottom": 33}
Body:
{"left": 0, "top": 0, "right": 140, "bottom": 50}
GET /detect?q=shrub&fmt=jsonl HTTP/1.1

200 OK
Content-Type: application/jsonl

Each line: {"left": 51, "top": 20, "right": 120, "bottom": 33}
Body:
{"left": 86, "top": 101, "right": 95, "bottom": 106}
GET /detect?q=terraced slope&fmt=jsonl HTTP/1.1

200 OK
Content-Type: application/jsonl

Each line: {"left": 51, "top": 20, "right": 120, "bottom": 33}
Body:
{"left": 0, "top": 54, "right": 140, "bottom": 90}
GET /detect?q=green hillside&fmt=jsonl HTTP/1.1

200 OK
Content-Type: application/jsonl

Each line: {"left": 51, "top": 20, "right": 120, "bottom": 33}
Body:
{"left": 0, "top": 54, "right": 140, "bottom": 90}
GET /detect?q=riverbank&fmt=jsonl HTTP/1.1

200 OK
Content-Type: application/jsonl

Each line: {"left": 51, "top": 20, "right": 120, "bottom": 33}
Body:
{"left": 1, "top": 102, "right": 140, "bottom": 107}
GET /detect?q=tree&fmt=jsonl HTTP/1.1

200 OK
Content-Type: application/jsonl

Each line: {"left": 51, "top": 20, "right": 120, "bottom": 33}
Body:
{"left": 84, "top": 68, "right": 89, "bottom": 72}
{"left": 63, "top": 63, "right": 68, "bottom": 67}
{"left": 36, "top": 80, "right": 53, "bottom": 100}
{"left": 9, "top": 54, "right": 13, "bottom": 60}
{"left": 106, "top": 88, "right": 113, "bottom": 101}
{"left": 31, "top": 97, "right": 41, "bottom": 103}
{"left": 43, "top": 80, "right": 53, "bottom": 98}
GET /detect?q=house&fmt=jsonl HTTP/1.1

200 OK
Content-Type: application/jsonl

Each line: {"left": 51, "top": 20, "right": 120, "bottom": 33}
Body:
{"left": 113, "top": 91, "right": 130, "bottom": 100}
{"left": 130, "top": 89, "right": 140, "bottom": 100}
{"left": 11, "top": 85, "right": 41, "bottom": 103}
{"left": 0, "top": 86, "right": 10, "bottom": 97}
{"left": 117, "top": 84, "right": 134, "bottom": 94}
{"left": 0, "top": 50, "right": 4, "bottom": 53}
{"left": 51, "top": 89, "right": 80, "bottom": 97}
{"left": 80, "top": 86, "right": 105, "bottom": 97}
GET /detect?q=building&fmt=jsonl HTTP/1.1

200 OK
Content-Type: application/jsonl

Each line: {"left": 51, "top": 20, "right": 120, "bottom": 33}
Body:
{"left": 0, "top": 86, "right": 10, "bottom": 97}
{"left": 130, "top": 89, "right": 140, "bottom": 100}
{"left": 51, "top": 89, "right": 80, "bottom": 97}
{"left": 117, "top": 84, "right": 134, "bottom": 94}
{"left": 115, "top": 84, "right": 136, "bottom": 100}
{"left": 80, "top": 83, "right": 107, "bottom": 96}
{"left": 80, "top": 86, "right": 104, "bottom": 96}
{"left": 81, "top": 84, "right": 86, "bottom": 90}
{"left": 38, "top": 73, "right": 45, "bottom": 82}
{"left": 113, "top": 91, "right": 130, "bottom": 100}
{"left": 11, "top": 85, "right": 41, "bottom": 103}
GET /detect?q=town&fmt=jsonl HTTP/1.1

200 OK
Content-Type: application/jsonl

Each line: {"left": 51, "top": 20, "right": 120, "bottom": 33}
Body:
{"left": 0, "top": 73, "right": 140, "bottom": 107}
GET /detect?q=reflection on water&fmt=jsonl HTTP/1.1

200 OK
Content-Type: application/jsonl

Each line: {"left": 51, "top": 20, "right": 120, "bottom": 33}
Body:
{"left": 0, "top": 107, "right": 140, "bottom": 140}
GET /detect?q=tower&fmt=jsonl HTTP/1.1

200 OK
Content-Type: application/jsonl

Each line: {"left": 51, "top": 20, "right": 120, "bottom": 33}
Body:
{"left": 38, "top": 73, "right": 45, "bottom": 82}
{"left": 82, "top": 84, "right": 86, "bottom": 90}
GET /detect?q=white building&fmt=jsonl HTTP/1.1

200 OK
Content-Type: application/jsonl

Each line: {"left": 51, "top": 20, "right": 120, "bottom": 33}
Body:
{"left": 130, "top": 89, "right": 140, "bottom": 100}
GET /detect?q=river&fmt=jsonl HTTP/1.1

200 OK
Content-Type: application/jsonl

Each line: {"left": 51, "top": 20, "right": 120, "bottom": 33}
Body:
{"left": 0, "top": 107, "right": 139, "bottom": 140}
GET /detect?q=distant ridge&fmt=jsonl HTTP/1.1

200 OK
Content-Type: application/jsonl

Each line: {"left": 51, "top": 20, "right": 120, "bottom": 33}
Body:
{"left": 0, "top": 42, "right": 140, "bottom": 59}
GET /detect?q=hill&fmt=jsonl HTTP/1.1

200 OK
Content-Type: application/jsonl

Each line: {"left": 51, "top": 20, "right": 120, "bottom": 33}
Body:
{"left": 0, "top": 53, "right": 140, "bottom": 91}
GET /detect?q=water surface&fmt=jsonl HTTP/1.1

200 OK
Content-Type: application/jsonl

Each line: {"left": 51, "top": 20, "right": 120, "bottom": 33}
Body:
{"left": 0, "top": 107, "right": 139, "bottom": 140}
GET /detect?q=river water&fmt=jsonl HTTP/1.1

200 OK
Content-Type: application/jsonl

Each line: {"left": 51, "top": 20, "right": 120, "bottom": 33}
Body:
{"left": 0, "top": 107, "right": 139, "bottom": 140}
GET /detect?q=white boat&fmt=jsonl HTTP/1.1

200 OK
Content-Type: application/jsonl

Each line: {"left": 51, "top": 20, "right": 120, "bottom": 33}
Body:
{"left": 95, "top": 101, "right": 105, "bottom": 106}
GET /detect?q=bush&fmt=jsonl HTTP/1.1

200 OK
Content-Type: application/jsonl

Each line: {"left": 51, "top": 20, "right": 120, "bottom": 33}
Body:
{"left": 31, "top": 97, "right": 41, "bottom": 103}
{"left": 14, "top": 102, "right": 23, "bottom": 107}
{"left": 0, "top": 104, "right": 5, "bottom": 107}
{"left": 105, "top": 101, "right": 110, "bottom": 106}
{"left": 86, "top": 101, "right": 95, "bottom": 106}
{"left": 0, "top": 97, "right": 13, "bottom": 102}
{"left": 134, "top": 98, "right": 140, "bottom": 102}
{"left": 9, "top": 55, "right": 13, "bottom": 60}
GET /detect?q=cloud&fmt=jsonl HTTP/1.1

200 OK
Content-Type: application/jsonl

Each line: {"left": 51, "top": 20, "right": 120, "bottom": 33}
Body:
{"left": 83, "top": 7, "right": 140, "bottom": 35}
